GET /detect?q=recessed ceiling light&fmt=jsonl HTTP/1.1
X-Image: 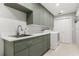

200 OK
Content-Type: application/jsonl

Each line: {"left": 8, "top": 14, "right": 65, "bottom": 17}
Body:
{"left": 56, "top": 3, "right": 60, "bottom": 6}
{"left": 60, "top": 10, "right": 63, "bottom": 13}
{"left": 58, "top": 10, "right": 64, "bottom": 15}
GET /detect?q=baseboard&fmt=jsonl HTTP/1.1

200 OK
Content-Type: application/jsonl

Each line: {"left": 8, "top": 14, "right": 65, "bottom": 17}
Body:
{"left": 60, "top": 42, "right": 73, "bottom": 44}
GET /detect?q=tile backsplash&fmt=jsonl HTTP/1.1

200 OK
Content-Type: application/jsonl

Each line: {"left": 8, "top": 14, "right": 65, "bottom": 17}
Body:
{"left": 0, "top": 4, "right": 27, "bottom": 36}
{"left": 0, "top": 18, "right": 27, "bottom": 36}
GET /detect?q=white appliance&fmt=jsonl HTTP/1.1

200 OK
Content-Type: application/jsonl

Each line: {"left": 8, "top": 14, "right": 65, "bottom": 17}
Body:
{"left": 50, "top": 31, "right": 60, "bottom": 50}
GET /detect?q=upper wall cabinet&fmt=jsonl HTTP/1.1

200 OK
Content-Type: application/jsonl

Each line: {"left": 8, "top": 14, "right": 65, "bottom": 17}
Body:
{"left": 4, "top": 3, "right": 33, "bottom": 24}
{"left": 4, "top": 3, "right": 32, "bottom": 13}
{"left": 4, "top": 3, "right": 54, "bottom": 29}
{"left": 75, "top": 6, "right": 79, "bottom": 22}
{"left": 76, "top": 7, "right": 79, "bottom": 17}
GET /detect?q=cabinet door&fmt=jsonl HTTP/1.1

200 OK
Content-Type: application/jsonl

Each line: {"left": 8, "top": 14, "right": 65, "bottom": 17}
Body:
{"left": 76, "top": 7, "right": 79, "bottom": 16}
{"left": 14, "top": 39, "right": 29, "bottom": 56}
{"left": 29, "top": 42, "right": 44, "bottom": 56}
{"left": 33, "top": 6, "right": 40, "bottom": 24}
{"left": 15, "top": 49, "right": 29, "bottom": 56}
{"left": 28, "top": 36, "right": 43, "bottom": 46}
{"left": 14, "top": 39, "right": 29, "bottom": 53}
{"left": 29, "top": 34, "right": 50, "bottom": 56}
{"left": 43, "top": 34, "right": 50, "bottom": 52}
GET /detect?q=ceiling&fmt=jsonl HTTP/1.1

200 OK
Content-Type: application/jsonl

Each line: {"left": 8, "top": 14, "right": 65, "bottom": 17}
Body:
{"left": 41, "top": 3, "right": 79, "bottom": 16}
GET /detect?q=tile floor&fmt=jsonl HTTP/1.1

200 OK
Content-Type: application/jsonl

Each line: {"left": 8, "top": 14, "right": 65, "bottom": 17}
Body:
{"left": 44, "top": 43, "right": 79, "bottom": 56}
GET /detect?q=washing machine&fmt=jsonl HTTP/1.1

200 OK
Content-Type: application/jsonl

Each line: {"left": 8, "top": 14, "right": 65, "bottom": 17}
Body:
{"left": 50, "top": 31, "right": 60, "bottom": 50}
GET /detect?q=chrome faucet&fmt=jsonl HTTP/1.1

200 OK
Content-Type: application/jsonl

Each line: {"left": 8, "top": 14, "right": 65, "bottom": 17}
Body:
{"left": 16, "top": 25, "right": 23, "bottom": 36}
{"left": 24, "top": 28, "right": 27, "bottom": 35}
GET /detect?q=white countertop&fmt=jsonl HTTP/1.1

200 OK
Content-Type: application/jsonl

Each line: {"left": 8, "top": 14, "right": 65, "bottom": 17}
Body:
{"left": 1, "top": 31, "right": 50, "bottom": 42}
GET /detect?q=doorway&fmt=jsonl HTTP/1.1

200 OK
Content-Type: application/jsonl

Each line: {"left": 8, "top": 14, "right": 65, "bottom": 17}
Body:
{"left": 53, "top": 18, "right": 73, "bottom": 43}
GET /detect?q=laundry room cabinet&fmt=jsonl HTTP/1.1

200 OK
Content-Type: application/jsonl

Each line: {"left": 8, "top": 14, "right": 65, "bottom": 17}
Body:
{"left": 4, "top": 34, "right": 50, "bottom": 56}
{"left": 76, "top": 6, "right": 79, "bottom": 17}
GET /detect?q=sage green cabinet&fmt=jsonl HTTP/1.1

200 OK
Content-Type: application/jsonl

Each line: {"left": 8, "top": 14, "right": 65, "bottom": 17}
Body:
{"left": 4, "top": 34, "right": 50, "bottom": 56}
{"left": 4, "top": 3, "right": 54, "bottom": 30}
{"left": 15, "top": 49, "right": 28, "bottom": 56}
{"left": 4, "top": 39, "right": 29, "bottom": 56}
{"left": 29, "top": 42, "right": 44, "bottom": 56}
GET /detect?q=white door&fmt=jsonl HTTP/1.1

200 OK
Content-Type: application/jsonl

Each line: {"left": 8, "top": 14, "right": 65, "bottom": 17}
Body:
{"left": 53, "top": 19, "right": 72, "bottom": 43}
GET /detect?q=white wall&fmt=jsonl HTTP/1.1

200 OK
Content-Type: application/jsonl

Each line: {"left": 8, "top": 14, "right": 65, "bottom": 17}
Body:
{"left": 53, "top": 19, "right": 73, "bottom": 43}
{"left": 53, "top": 13, "right": 76, "bottom": 44}
{"left": 0, "top": 3, "right": 26, "bottom": 56}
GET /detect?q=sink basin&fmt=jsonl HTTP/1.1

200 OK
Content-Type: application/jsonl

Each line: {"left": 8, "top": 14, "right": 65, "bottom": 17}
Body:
{"left": 10, "top": 34, "right": 31, "bottom": 38}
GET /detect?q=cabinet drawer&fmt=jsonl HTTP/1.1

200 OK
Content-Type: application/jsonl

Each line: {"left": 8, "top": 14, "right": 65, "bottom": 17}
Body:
{"left": 29, "top": 42, "right": 44, "bottom": 56}
{"left": 14, "top": 44, "right": 28, "bottom": 53}
{"left": 28, "top": 36, "right": 43, "bottom": 46}
{"left": 15, "top": 49, "right": 28, "bottom": 56}
{"left": 43, "top": 34, "right": 50, "bottom": 41}
{"left": 43, "top": 41, "right": 50, "bottom": 51}
{"left": 14, "top": 40, "right": 29, "bottom": 53}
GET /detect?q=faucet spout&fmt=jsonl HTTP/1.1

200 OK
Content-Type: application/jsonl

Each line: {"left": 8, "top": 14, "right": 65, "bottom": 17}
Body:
{"left": 16, "top": 25, "right": 23, "bottom": 36}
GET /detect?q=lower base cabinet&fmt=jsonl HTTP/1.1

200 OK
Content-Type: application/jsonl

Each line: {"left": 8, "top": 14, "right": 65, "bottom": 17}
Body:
{"left": 15, "top": 49, "right": 29, "bottom": 56}
{"left": 29, "top": 42, "right": 44, "bottom": 56}
{"left": 4, "top": 34, "right": 50, "bottom": 56}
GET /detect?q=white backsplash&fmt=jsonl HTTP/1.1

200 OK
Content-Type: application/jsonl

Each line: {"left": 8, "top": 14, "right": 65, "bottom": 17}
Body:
{"left": 0, "top": 18, "right": 27, "bottom": 36}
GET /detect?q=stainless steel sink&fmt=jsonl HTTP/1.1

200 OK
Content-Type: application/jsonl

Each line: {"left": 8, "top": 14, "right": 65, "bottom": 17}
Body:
{"left": 10, "top": 34, "right": 31, "bottom": 38}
